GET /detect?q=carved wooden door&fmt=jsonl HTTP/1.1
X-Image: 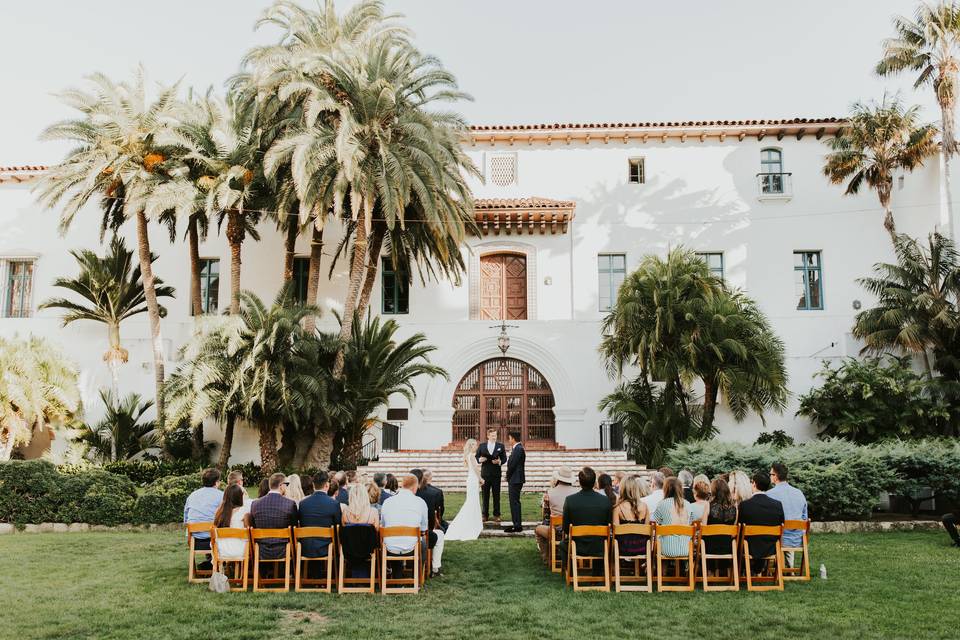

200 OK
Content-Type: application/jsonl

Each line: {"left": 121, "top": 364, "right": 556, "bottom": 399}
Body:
{"left": 480, "top": 253, "right": 527, "bottom": 320}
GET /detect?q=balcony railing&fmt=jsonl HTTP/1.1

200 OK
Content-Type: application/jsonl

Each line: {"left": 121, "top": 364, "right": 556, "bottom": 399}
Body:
{"left": 757, "top": 172, "right": 793, "bottom": 198}
{"left": 599, "top": 421, "right": 625, "bottom": 451}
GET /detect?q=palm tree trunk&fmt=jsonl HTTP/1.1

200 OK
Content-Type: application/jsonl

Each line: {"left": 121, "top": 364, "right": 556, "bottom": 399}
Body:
{"left": 0, "top": 428, "right": 14, "bottom": 462}
{"left": 282, "top": 216, "right": 298, "bottom": 282}
{"left": 941, "top": 94, "right": 956, "bottom": 239}
{"left": 333, "top": 208, "right": 368, "bottom": 378}
{"left": 304, "top": 431, "right": 334, "bottom": 470}
{"left": 304, "top": 225, "right": 324, "bottom": 333}
{"left": 701, "top": 379, "right": 719, "bottom": 434}
{"left": 356, "top": 225, "right": 384, "bottom": 320}
{"left": 258, "top": 423, "right": 279, "bottom": 475}
{"left": 105, "top": 321, "right": 123, "bottom": 396}
{"left": 217, "top": 414, "right": 235, "bottom": 470}
{"left": 880, "top": 188, "right": 897, "bottom": 243}
{"left": 226, "top": 210, "right": 244, "bottom": 315}
{"left": 188, "top": 216, "right": 202, "bottom": 316}
{"left": 135, "top": 209, "right": 166, "bottom": 427}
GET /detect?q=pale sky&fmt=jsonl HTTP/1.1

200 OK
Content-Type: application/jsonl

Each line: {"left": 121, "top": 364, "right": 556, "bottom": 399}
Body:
{"left": 0, "top": 0, "right": 943, "bottom": 165}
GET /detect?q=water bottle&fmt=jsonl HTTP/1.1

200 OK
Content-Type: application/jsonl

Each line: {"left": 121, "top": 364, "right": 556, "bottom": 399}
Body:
{"left": 819, "top": 563, "right": 827, "bottom": 580}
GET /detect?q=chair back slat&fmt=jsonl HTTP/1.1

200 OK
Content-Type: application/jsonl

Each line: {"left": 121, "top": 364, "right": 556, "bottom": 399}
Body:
{"left": 186, "top": 522, "right": 213, "bottom": 534}
{"left": 742, "top": 525, "right": 782, "bottom": 537}
{"left": 699, "top": 524, "right": 739, "bottom": 537}
{"left": 783, "top": 519, "right": 810, "bottom": 532}
{"left": 613, "top": 523, "right": 652, "bottom": 536}
{"left": 549, "top": 515, "right": 562, "bottom": 528}
{"left": 569, "top": 525, "right": 610, "bottom": 538}
{"left": 294, "top": 526, "right": 334, "bottom": 540}
{"left": 213, "top": 527, "right": 249, "bottom": 540}
{"left": 380, "top": 526, "right": 421, "bottom": 539}
{"left": 655, "top": 524, "right": 695, "bottom": 537}
{"left": 251, "top": 527, "right": 292, "bottom": 540}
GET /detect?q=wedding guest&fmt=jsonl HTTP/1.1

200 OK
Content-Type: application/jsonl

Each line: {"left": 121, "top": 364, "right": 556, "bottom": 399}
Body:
{"left": 300, "top": 475, "right": 315, "bottom": 499}
{"left": 636, "top": 475, "right": 651, "bottom": 498}
{"left": 658, "top": 466, "right": 675, "bottom": 479}
{"left": 943, "top": 510, "right": 960, "bottom": 547}
{"left": 598, "top": 473, "right": 617, "bottom": 506}
{"left": 642, "top": 471, "right": 665, "bottom": 513}
{"left": 257, "top": 477, "right": 270, "bottom": 498}
{"left": 690, "top": 475, "right": 711, "bottom": 524}
{"left": 327, "top": 479, "right": 340, "bottom": 498}
{"left": 380, "top": 474, "right": 429, "bottom": 560}
{"left": 414, "top": 468, "right": 446, "bottom": 577}
{"left": 613, "top": 476, "right": 649, "bottom": 557}
{"left": 729, "top": 470, "right": 753, "bottom": 505}
{"left": 380, "top": 474, "right": 398, "bottom": 504}
{"left": 704, "top": 477, "right": 738, "bottom": 574}
{"left": 652, "top": 477, "right": 695, "bottom": 557}
{"left": 335, "top": 471, "right": 350, "bottom": 504}
{"left": 368, "top": 481, "right": 382, "bottom": 511}
{"left": 560, "top": 467, "right": 612, "bottom": 574}
{"left": 373, "top": 473, "right": 386, "bottom": 494}
{"left": 612, "top": 471, "right": 626, "bottom": 496}
{"left": 227, "top": 470, "right": 253, "bottom": 506}
{"left": 285, "top": 473, "right": 306, "bottom": 503}
{"left": 213, "top": 484, "right": 250, "bottom": 560}
{"left": 298, "top": 471, "right": 342, "bottom": 560}
{"left": 767, "top": 462, "right": 808, "bottom": 565}
{"left": 534, "top": 466, "right": 577, "bottom": 563}
{"left": 184, "top": 468, "right": 223, "bottom": 570}
{"left": 341, "top": 482, "right": 379, "bottom": 528}
{"left": 249, "top": 473, "right": 298, "bottom": 562}
{"left": 678, "top": 469, "right": 695, "bottom": 503}
{"left": 738, "top": 472, "right": 785, "bottom": 572}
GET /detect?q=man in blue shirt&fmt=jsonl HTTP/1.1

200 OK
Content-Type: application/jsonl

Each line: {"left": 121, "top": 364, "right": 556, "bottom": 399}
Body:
{"left": 299, "top": 471, "right": 342, "bottom": 558}
{"left": 183, "top": 468, "right": 223, "bottom": 570}
{"left": 767, "top": 462, "right": 808, "bottom": 567}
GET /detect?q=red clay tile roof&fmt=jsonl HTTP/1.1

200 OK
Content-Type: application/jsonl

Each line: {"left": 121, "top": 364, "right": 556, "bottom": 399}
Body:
{"left": 475, "top": 197, "right": 575, "bottom": 209}
{"left": 469, "top": 118, "right": 842, "bottom": 131}
{"left": 0, "top": 165, "right": 48, "bottom": 172}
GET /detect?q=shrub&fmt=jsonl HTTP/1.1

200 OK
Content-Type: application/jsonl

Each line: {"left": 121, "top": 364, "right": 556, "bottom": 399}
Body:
{"left": 133, "top": 474, "right": 201, "bottom": 525}
{"left": 0, "top": 460, "right": 62, "bottom": 525}
{"left": 754, "top": 430, "right": 795, "bottom": 447}
{"left": 59, "top": 469, "right": 137, "bottom": 525}
{"left": 100, "top": 460, "right": 201, "bottom": 486}
{"left": 877, "top": 439, "right": 960, "bottom": 515}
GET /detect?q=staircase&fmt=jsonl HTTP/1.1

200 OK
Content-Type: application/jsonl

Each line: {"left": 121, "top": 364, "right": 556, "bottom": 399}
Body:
{"left": 357, "top": 450, "right": 649, "bottom": 492}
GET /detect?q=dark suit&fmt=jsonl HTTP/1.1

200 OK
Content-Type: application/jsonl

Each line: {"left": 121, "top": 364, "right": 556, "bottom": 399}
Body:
{"left": 560, "top": 489, "right": 612, "bottom": 567}
{"left": 506, "top": 442, "right": 526, "bottom": 529}
{"left": 298, "top": 492, "right": 341, "bottom": 557}
{"left": 738, "top": 493, "right": 785, "bottom": 565}
{"left": 417, "top": 483, "right": 447, "bottom": 548}
{"left": 476, "top": 440, "right": 507, "bottom": 519}
{"left": 250, "top": 492, "right": 298, "bottom": 560}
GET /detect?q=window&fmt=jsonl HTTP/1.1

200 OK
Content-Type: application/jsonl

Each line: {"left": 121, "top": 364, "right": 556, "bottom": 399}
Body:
{"left": 382, "top": 257, "right": 408, "bottom": 314}
{"left": 198, "top": 259, "right": 220, "bottom": 314}
{"left": 292, "top": 257, "right": 310, "bottom": 303}
{"left": 696, "top": 252, "right": 724, "bottom": 280}
{"left": 3, "top": 260, "right": 35, "bottom": 318}
{"left": 794, "top": 251, "right": 823, "bottom": 310}
{"left": 488, "top": 153, "right": 517, "bottom": 187}
{"left": 628, "top": 158, "right": 645, "bottom": 184}
{"left": 760, "top": 148, "right": 784, "bottom": 194}
{"left": 598, "top": 254, "right": 626, "bottom": 311}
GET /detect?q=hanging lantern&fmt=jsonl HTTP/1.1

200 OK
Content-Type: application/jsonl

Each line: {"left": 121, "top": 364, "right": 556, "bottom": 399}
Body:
{"left": 497, "top": 322, "right": 510, "bottom": 355}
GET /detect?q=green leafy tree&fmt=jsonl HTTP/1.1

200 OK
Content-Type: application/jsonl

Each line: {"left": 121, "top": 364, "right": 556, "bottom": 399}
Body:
{"left": 39, "top": 237, "right": 174, "bottom": 391}
{"left": 823, "top": 95, "right": 938, "bottom": 242}
{"left": 76, "top": 390, "right": 158, "bottom": 462}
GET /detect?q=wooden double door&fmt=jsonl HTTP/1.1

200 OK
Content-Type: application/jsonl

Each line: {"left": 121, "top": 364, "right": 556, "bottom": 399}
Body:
{"left": 480, "top": 253, "right": 527, "bottom": 320}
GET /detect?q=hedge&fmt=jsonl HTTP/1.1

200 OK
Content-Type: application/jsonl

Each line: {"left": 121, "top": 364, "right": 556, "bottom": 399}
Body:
{"left": 666, "top": 438, "right": 960, "bottom": 520}
{"left": 133, "top": 474, "right": 201, "bottom": 525}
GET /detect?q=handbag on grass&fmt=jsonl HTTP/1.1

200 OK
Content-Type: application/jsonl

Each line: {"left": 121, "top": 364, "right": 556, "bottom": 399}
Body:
{"left": 208, "top": 571, "right": 229, "bottom": 593}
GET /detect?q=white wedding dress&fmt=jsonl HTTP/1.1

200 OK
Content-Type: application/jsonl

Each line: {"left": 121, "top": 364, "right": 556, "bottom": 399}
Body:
{"left": 444, "top": 456, "right": 483, "bottom": 541}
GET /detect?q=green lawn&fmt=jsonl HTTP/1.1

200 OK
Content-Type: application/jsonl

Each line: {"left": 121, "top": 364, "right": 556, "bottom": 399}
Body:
{"left": 0, "top": 529, "right": 957, "bottom": 640}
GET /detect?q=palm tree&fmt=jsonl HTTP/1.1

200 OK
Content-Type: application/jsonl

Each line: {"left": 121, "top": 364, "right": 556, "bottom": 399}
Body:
{"left": 877, "top": 1, "right": 960, "bottom": 235}
{"left": 35, "top": 69, "right": 183, "bottom": 424}
{"left": 39, "top": 237, "right": 174, "bottom": 392}
{"left": 683, "top": 289, "right": 789, "bottom": 432}
{"left": 823, "top": 95, "right": 938, "bottom": 243}
{"left": 0, "top": 336, "right": 80, "bottom": 461}
{"left": 328, "top": 312, "right": 447, "bottom": 469}
{"left": 854, "top": 232, "right": 960, "bottom": 379}
{"left": 77, "top": 390, "right": 158, "bottom": 462}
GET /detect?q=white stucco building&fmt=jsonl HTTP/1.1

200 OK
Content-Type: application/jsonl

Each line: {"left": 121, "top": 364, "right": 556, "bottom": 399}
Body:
{"left": 1, "top": 117, "right": 954, "bottom": 463}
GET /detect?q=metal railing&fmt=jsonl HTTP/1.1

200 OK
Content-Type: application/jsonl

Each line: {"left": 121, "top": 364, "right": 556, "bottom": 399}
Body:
{"left": 382, "top": 422, "right": 401, "bottom": 452}
{"left": 359, "top": 437, "right": 378, "bottom": 466}
{"left": 599, "top": 421, "right": 625, "bottom": 451}
{"left": 757, "top": 172, "right": 793, "bottom": 196}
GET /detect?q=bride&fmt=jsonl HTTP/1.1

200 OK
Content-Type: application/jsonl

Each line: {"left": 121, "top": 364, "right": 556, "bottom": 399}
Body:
{"left": 444, "top": 438, "right": 483, "bottom": 541}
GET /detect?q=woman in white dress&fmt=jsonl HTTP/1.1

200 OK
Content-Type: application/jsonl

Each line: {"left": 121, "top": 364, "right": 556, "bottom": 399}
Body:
{"left": 213, "top": 485, "right": 250, "bottom": 560}
{"left": 444, "top": 438, "right": 484, "bottom": 541}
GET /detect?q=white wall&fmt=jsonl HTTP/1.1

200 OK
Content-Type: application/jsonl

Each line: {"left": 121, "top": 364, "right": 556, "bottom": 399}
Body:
{"left": 0, "top": 130, "right": 948, "bottom": 461}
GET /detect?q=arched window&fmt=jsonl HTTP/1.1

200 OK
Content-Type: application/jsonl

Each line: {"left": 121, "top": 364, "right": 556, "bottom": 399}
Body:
{"left": 760, "top": 148, "right": 784, "bottom": 194}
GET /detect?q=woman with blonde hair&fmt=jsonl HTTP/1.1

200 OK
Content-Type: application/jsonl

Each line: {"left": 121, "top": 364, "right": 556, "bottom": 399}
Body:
{"left": 613, "top": 476, "right": 650, "bottom": 556}
{"left": 284, "top": 473, "right": 306, "bottom": 503}
{"left": 729, "top": 470, "right": 753, "bottom": 505}
{"left": 445, "top": 438, "right": 483, "bottom": 541}
{"left": 341, "top": 482, "right": 379, "bottom": 528}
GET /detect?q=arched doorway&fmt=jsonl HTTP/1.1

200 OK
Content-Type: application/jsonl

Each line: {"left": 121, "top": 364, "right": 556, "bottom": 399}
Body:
{"left": 451, "top": 358, "right": 555, "bottom": 444}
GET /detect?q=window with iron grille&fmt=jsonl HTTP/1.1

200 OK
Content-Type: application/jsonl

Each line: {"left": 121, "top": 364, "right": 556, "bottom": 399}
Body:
{"left": 760, "top": 148, "right": 784, "bottom": 194}
{"left": 488, "top": 153, "right": 517, "bottom": 187}
{"left": 2, "top": 260, "right": 35, "bottom": 318}
{"left": 382, "top": 257, "right": 409, "bottom": 314}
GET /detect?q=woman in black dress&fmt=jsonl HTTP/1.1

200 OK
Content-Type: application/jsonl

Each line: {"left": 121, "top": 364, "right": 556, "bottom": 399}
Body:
{"left": 704, "top": 477, "right": 738, "bottom": 573}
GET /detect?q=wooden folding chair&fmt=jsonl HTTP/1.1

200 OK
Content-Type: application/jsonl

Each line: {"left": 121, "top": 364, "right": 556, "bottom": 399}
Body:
{"left": 186, "top": 522, "right": 214, "bottom": 583}
{"left": 294, "top": 526, "right": 336, "bottom": 592}
{"left": 782, "top": 519, "right": 811, "bottom": 581}
{"left": 549, "top": 515, "right": 564, "bottom": 573}
{"left": 337, "top": 525, "right": 378, "bottom": 594}
{"left": 251, "top": 527, "right": 293, "bottom": 592}
{"left": 420, "top": 529, "right": 431, "bottom": 584}
{"left": 612, "top": 523, "right": 653, "bottom": 592}
{"left": 741, "top": 525, "right": 784, "bottom": 591}
{"left": 654, "top": 524, "right": 696, "bottom": 592}
{"left": 697, "top": 524, "right": 740, "bottom": 592}
{"left": 566, "top": 525, "right": 610, "bottom": 592}
{"left": 380, "top": 526, "right": 422, "bottom": 594}
{"left": 211, "top": 527, "right": 250, "bottom": 592}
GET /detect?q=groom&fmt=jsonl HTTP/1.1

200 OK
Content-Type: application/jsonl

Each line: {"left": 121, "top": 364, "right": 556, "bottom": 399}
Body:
{"left": 504, "top": 432, "right": 526, "bottom": 533}
{"left": 477, "top": 427, "right": 507, "bottom": 523}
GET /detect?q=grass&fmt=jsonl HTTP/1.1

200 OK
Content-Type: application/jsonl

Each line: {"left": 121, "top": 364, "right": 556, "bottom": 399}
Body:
{"left": 0, "top": 529, "right": 957, "bottom": 640}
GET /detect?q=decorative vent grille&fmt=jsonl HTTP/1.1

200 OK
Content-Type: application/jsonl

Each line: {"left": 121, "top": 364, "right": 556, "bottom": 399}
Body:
{"left": 488, "top": 154, "right": 517, "bottom": 186}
